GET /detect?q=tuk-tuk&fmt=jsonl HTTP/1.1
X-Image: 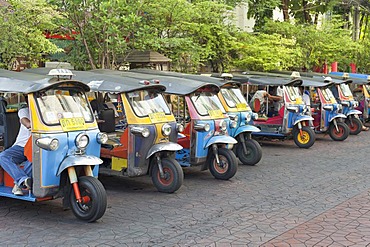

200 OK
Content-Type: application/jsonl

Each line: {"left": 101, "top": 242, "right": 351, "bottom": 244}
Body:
{"left": 330, "top": 77, "right": 363, "bottom": 135}
{"left": 72, "top": 71, "right": 184, "bottom": 193}
{"left": 0, "top": 69, "right": 107, "bottom": 222}
{"left": 120, "top": 71, "right": 239, "bottom": 180}
{"left": 244, "top": 74, "right": 316, "bottom": 148}
{"left": 301, "top": 77, "right": 350, "bottom": 141}
{"left": 128, "top": 70, "right": 262, "bottom": 166}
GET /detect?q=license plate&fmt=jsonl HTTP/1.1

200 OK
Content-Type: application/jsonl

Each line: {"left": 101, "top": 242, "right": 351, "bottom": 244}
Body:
{"left": 60, "top": 117, "right": 86, "bottom": 131}
{"left": 208, "top": 109, "right": 224, "bottom": 119}
{"left": 149, "top": 112, "right": 167, "bottom": 123}
{"left": 236, "top": 103, "right": 249, "bottom": 111}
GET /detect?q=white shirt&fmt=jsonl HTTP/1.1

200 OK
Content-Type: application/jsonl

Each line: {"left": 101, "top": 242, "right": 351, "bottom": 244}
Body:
{"left": 303, "top": 93, "right": 311, "bottom": 107}
{"left": 274, "top": 86, "right": 284, "bottom": 111}
{"left": 13, "top": 108, "right": 31, "bottom": 147}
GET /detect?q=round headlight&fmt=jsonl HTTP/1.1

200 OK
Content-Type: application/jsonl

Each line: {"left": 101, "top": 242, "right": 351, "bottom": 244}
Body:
{"left": 220, "top": 120, "right": 227, "bottom": 131}
{"left": 253, "top": 113, "right": 258, "bottom": 120}
{"left": 234, "top": 115, "right": 239, "bottom": 122}
{"left": 142, "top": 128, "right": 150, "bottom": 138}
{"left": 177, "top": 124, "right": 184, "bottom": 133}
{"left": 75, "top": 134, "right": 89, "bottom": 149}
{"left": 97, "top": 132, "right": 108, "bottom": 144}
{"left": 246, "top": 113, "right": 252, "bottom": 123}
{"left": 162, "top": 123, "right": 172, "bottom": 136}
{"left": 49, "top": 139, "right": 59, "bottom": 151}
{"left": 204, "top": 123, "right": 211, "bottom": 132}
{"left": 230, "top": 121, "right": 237, "bottom": 128}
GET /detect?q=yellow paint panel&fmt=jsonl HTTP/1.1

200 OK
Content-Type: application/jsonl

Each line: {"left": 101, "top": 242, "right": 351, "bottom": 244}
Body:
{"left": 112, "top": 157, "right": 128, "bottom": 171}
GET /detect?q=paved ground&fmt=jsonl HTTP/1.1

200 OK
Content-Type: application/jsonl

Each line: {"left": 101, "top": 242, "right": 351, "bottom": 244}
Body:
{"left": 1, "top": 132, "right": 370, "bottom": 246}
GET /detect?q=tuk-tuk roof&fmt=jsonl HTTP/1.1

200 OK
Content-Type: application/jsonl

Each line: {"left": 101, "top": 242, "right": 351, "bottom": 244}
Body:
{"left": 95, "top": 69, "right": 221, "bottom": 95}
{"left": 24, "top": 68, "right": 166, "bottom": 93}
{"left": 245, "top": 75, "right": 303, "bottom": 86}
{"left": 0, "top": 69, "right": 90, "bottom": 93}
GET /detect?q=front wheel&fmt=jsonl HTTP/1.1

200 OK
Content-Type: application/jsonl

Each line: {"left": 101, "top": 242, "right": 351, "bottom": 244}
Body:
{"left": 345, "top": 117, "right": 362, "bottom": 135}
{"left": 236, "top": 138, "right": 262, "bottom": 166}
{"left": 69, "top": 176, "right": 107, "bottom": 222}
{"left": 208, "top": 147, "right": 238, "bottom": 180}
{"left": 151, "top": 157, "right": 184, "bottom": 193}
{"left": 329, "top": 121, "right": 349, "bottom": 141}
{"left": 292, "top": 126, "right": 315, "bottom": 148}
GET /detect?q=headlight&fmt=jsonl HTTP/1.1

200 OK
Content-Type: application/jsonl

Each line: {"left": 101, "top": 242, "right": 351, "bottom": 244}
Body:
{"left": 246, "top": 113, "right": 252, "bottom": 123}
{"left": 252, "top": 113, "right": 258, "bottom": 120}
{"left": 97, "top": 132, "right": 108, "bottom": 144}
{"left": 36, "top": 137, "right": 59, "bottom": 151}
{"left": 177, "top": 123, "right": 184, "bottom": 133}
{"left": 230, "top": 120, "right": 237, "bottom": 128}
{"left": 353, "top": 101, "right": 359, "bottom": 108}
{"left": 194, "top": 123, "right": 210, "bottom": 132}
{"left": 131, "top": 126, "right": 150, "bottom": 138}
{"left": 162, "top": 123, "right": 172, "bottom": 136}
{"left": 75, "top": 134, "right": 89, "bottom": 149}
{"left": 338, "top": 104, "right": 342, "bottom": 110}
{"left": 220, "top": 120, "right": 227, "bottom": 132}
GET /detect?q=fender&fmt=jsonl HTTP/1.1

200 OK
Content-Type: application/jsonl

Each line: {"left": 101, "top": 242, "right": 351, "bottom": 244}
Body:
{"left": 205, "top": 135, "right": 237, "bottom": 148}
{"left": 346, "top": 109, "right": 362, "bottom": 116}
{"left": 234, "top": 125, "right": 260, "bottom": 137}
{"left": 56, "top": 155, "right": 103, "bottom": 176}
{"left": 329, "top": 113, "right": 347, "bottom": 123}
{"left": 293, "top": 115, "right": 314, "bottom": 126}
{"left": 146, "top": 142, "right": 183, "bottom": 159}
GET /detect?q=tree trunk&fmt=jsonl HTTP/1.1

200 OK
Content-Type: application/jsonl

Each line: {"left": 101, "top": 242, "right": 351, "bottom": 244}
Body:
{"left": 282, "top": 0, "right": 289, "bottom": 22}
{"left": 302, "top": 0, "right": 311, "bottom": 23}
{"left": 353, "top": 2, "right": 360, "bottom": 41}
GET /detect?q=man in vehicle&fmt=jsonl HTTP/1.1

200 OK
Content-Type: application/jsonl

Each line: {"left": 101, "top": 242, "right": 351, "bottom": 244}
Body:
{"left": 0, "top": 101, "right": 32, "bottom": 196}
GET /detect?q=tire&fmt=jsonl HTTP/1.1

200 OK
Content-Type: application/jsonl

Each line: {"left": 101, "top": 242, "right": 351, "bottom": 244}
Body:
{"left": 208, "top": 147, "right": 238, "bottom": 180}
{"left": 345, "top": 117, "right": 362, "bottom": 135}
{"left": 292, "top": 126, "right": 315, "bottom": 148}
{"left": 151, "top": 157, "right": 184, "bottom": 193}
{"left": 236, "top": 138, "right": 262, "bottom": 166}
{"left": 69, "top": 176, "right": 107, "bottom": 222}
{"left": 329, "top": 121, "right": 349, "bottom": 141}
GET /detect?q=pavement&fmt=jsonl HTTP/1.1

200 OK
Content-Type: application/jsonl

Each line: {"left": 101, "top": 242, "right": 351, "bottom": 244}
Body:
{"left": 1, "top": 132, "right": 370, "bottom": 246}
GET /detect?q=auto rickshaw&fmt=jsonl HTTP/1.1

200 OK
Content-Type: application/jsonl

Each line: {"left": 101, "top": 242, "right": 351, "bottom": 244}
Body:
{"left": 127, "top": 69, "right": 262, "bottom": 166}
{"left": 0, "top": 69, "right": 107, "bottom": 222}
{"left": 244, "top": 74, "right": 316, "bottom": 148}
{"left": 301, "top": 77, "right": 350, "bottom": 141}
{"left": 73, "top": 71, "right": 184, "bottom": 193}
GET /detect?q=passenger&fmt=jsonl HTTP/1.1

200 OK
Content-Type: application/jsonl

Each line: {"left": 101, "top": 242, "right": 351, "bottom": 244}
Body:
{"left": 0, "top": 98, "right": 32, "bottom": 196}
{"left": 268, "top": 86, "right": 283, "bottom": 117}
{"left": 250, "top": 85, "right": 269, "bottom": 115}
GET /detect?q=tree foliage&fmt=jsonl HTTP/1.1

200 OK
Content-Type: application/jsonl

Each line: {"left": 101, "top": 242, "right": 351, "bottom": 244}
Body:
{"left": 0, "top": 0, "right": 61, "bottom": 69}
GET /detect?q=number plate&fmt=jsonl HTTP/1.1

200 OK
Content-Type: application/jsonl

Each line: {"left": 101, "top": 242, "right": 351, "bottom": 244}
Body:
{"left": 60, "top": 117, "right": 86, "bottom": 131}
{"left": 149, "top": 112, "right": 167, "bottom": 123}
{"left": 208, "top": 109, "right": 224, "bottom": 119}
{"left": 236, "top": 103, "right": 249, "bottom": 111}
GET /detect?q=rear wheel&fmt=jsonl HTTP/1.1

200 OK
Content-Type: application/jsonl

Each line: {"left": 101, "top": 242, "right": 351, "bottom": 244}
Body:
{"left": 69, "top": 176, "right": 107, "bottom": 222}
{"left": 329, "top": 121, "right": 349, "bottom": 141}
{"left": 208, "top": 148, "right": 238, "bottom": 180}
{"left": 292, "top": 126, "right": 315, "bottom": 148}
{"left": 345, "top": 117, "right": 362, "bottom": 135}
{"left": 236, "top": 138, "right": 262, "bottom": 166}
{"left": 151, "top": 157, "right": 183, "bottom": 193}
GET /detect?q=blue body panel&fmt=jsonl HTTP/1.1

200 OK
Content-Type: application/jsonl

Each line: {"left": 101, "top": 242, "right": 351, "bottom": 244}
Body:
{"left": 228, "top": 112, "right": 260, "bottom": 137}
{"left": 194, "top": 120, "right": 215, "bottom": 159}
{"left": 0, "top": 186, "right": 36, "bottom": 202}
{"left": 176, "top": 148, "right": 191, "bottom": 167}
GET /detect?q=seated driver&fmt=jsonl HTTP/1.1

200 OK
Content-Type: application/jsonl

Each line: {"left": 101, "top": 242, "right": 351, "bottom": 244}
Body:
{"left": 0, "top": 99, "right": 32, "bottom": 196}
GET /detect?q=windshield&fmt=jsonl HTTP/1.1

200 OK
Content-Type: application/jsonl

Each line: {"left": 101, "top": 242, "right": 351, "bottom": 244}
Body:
{"left": 36, "top": 88, "right": 93, "bottom": 125}
{"left": 339, "top": 84, "right": 353, "bottom": 97}
{"left": 286, "top": 86, "right": 302, "bottom": 102}
{"left": 191, "top": 92, "right": 226, "bottom": 117}
{"left": 220, "top": 88, "right": 250, "bottom": 111}
{"left": 322, "top": 88, "right": 336, "bottom": 102}
{"left": 127, "top": 89, "right": 171, "bottom": 117}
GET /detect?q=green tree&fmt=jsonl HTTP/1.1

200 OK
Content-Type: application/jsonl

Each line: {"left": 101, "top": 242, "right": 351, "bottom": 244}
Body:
{"left": 0, "top": 0, "right": 62, "bottom": 69}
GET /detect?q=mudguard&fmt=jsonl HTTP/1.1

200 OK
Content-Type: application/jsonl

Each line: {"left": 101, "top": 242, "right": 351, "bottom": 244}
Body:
{"left": 293, "top": 115, "right": 314, "bottom": 126}
{"left": 205, "top": 135, "right": 238, "bottom": 148}
{"left": 146, "top": 142, "right": 183, "bottom": 159}
{"left": 329, "top": 113, "right": 347, "bottom": 123}
{"left": 56, "top": 155, "right": 103, "bottom": 176}
{"left": 234, "top": 125, "right": 260, "bottom": 137}
{"left": 346, "top": 109, "right": 362, "bottom": 116}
